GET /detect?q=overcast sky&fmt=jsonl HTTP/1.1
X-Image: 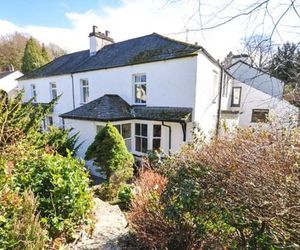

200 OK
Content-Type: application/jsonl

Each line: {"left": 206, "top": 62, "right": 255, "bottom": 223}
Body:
{"left": 0, "top": 0, "right": 299, "bottom": 60}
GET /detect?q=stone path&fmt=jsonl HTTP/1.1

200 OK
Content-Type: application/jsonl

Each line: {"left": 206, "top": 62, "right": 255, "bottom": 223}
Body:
{"left": 69, "top": 198, "right": 129, "bottom": 250}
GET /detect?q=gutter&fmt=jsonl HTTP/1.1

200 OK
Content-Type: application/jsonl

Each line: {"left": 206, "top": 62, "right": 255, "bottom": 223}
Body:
{"left": 162, "top": 121, "right": 171, "bottom": 154}
{"left": 215, "top": 67, "right": 224, "bottom": 137}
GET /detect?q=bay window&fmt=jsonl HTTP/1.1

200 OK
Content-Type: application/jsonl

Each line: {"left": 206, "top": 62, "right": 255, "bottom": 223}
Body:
{"left": 152, "top": 125, "right": 161, "bottom": 151}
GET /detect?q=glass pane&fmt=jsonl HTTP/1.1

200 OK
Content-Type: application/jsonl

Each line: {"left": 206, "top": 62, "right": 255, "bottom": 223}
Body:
{"left": 142, "top": 124, "right": 147, "bottom": 136}
{"left": 135, "top": 84, "right": 146, "bottom": 103}
{"left": 153, "top": 125, "right": 161, "bottom": 137}
{"left": 114, "top": 125, "right": 121, "bottom": 134}
{"left": 141, "top": 74, "right": 146, "bottom": 82}
{"left": 122, "top": 123, "right": 131, "bottom": 139}
{"left": 153, "top": 139, "right": 161, "bottom": 150}
{"left": 142, "top": 138, "right": 148, "bottom": 153}
{"left": 232, "top": 88, "right": 241, "bottom": 105}
{"left": 135, "top": 136, "right": 141, "bottom": 152}
{"left": 134, "top": 75, "right": 140, "bottom": 82}
{"left": 125, "top": 139, "right": 131, "bottom": 151}
{"left": 135, "top": 123, "right": 140, "bottom": 136}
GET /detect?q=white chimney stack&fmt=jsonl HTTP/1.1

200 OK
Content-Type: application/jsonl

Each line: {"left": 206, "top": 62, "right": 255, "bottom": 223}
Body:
{"left": 89, "top": 25, "right": 114, "bottom": 56}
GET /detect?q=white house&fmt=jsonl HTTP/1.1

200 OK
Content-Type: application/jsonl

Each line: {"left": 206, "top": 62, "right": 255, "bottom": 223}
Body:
{"left": 17, "top": 27, "right": 298, "bottom": 172}
{"left": 221, "top": 54, "right": 299, "bottom": 128}
{"left": 0, "top": 69, "right": 23, "bottom": 98}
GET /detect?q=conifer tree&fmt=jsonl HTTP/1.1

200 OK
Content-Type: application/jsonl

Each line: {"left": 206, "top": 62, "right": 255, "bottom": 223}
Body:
{"left": 85, "top": 123, "right": 134, "bottom": 179}
{"left": 21, "top": 38, "right": 45, "bottom": 73}
{"left": 41, "top": 44, "right": 50, "bottom": 64}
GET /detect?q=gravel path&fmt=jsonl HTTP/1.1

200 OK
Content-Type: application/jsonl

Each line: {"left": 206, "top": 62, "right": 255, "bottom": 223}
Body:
{"left": 69, "top": 198, "right": 129, "bottom": 250}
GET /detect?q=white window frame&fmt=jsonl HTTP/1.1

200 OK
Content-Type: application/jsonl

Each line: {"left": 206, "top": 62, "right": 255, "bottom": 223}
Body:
{"left": 231, "top": 87, "right": 242, "bottom": 107}
{"left": 31, "top": 84, "right": 37, "bottom": 102}
{"left": 80, "top": 79, "right": 89, "bottom": 104}
{"left": 115, "top": 123, "right": 132, "bottom": 151}
{"left": 135, "top": 123, "right": 148, "bottom": 153}
{"left": 133, "top": 74, "right": 147, "bottom": 105}
{"left": 49, "top": 82, "right": 57, "bottom": 100}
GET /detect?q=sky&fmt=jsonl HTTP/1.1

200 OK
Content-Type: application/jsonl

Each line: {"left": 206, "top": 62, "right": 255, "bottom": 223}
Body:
{"left": 0, "top": 0, "right": 299, "bottom": 60}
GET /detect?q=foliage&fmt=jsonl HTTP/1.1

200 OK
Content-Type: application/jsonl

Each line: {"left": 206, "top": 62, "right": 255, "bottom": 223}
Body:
{"left": 117, "top": 184, "right": 134, "bottom": 209}
{"left": 268, "top": 42, "right": 300, "bottom": 87}
{"left": 0, "top": 94, "right": 92, "bottom": 244}
{"left": 85, "top": 123, "right": 134, "bottom": 202}
{"left": 10, "top": 151, "right": 93, "bottom": 238}
{"left": 43, "top": 126, "right": 81, "bottom": 156}
{"left": 21, "top": 37, "right": 47, "bottom": 73}
{"left": 129, "top": 125, "right": 300, "bottom": 249}
{"left": 128, "top": 170, "right": 176, "bottom": 249}
{"left": 41, "top": 44, "right": 50, "bottom": 63}
{"left": 0, "top": 32, "right": 28, "bottom": 71}
{"left": 0, "top": 161, "right": 48, "bottom": 250}
{"left": 85, "top": 123, "right": 134, "bottom": 179}
{"left": 0, "top": 32, "right": 66, "bottom": 71}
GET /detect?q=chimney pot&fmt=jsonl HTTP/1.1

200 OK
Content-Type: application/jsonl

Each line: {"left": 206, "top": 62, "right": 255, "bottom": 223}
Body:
{"left": 93, "top": 25, "right": 98, "bottom": 34}
{"left": 105, "top": 30, "right": 110, "bottom": 37}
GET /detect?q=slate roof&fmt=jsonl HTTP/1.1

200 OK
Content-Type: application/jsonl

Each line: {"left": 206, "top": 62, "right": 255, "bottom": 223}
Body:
{"left": 60, "top": 94, "right": 193, "bottom": 122}
{"left": 0, "top": 71, "right": 13, "bottom": 80}
{"left": 19, "top": 33, "right": 201, "bottom": 80}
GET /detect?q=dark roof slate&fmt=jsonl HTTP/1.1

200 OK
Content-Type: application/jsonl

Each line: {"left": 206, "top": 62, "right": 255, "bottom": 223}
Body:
{"left": 60, "top": 94, "right": 192, "bottom": 122}
{"left": 19, "top": 33, "right": 200, "bottom": 80}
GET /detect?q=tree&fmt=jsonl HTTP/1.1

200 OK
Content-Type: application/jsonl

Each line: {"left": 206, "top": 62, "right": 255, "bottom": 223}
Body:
{"left": 21, "top": 38, "right": 46, "bottom": 73}
{"left": 41, "top": 44, "right": 50, "bottom": 64}
{"left": 0, "top": 32, "right": 28, "bottom": 71}
{"left": 85, "top": 123, "right": 134, "bottom": 179}
{"left": 268, "top": 42, "right": 300, "bottom": 87}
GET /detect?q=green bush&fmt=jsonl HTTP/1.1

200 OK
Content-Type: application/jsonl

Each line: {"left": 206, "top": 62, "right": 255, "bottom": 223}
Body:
{"left": 117, "top": 184, "right": 134, "bottom": 209}
{"left": 43, "top": 126, "right": 81, "bottom": 156}
{"left": 85, "top": 123, "right": 134, "bottom": 202}
{"left": 85, "top": 123, "right": 134, "bottom": 179}
{"left": 12, "top": 151, "right": 93, "bottom": 238}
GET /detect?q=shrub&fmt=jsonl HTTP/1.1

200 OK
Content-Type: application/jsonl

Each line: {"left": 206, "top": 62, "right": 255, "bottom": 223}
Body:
{"left": 85, "top": 123, "right": 134, "bottom": 179}
{"left": 11, "top": 151, "right": 93, "bottom": 239}
{"left": 128, "top": 170, "right": 178, "bottom": 249}
{"left": 129, "top": 125, "right": 300, "bottom": 249}
{"left": 42, "top": 126, "right": 81, "bottom": 156}
{"left": 117, "top": 184, "right": 134, "bottom": 209}
{"left": 0, "top": 188, "right": 48, "bottom": 250}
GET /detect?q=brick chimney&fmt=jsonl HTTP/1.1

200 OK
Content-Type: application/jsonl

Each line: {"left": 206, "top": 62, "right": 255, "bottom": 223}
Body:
{"left": 89, "top": 25, "right": 114, "bottom": 56}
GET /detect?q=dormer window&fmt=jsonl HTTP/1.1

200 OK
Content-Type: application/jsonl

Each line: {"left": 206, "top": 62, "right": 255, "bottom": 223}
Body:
{"left": 31, "top": 84, "right": 37, "bottom": 102}
{"left": 133, "top": 74, "right": 147, "bottom": 104}
{"left": 80, "top": 79, "right": 89, "bottom": 104}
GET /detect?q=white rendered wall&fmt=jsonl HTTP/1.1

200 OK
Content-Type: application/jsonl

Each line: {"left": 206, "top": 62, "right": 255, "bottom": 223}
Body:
{"left": 194, "top": 52, "right": 220, "bottom": 136}
{"left": 72, "top": 56, "right": 197, "bottom": 108}
{"left": 19, "top": 57, "right": 198, "bottom": 127}
{"left": 0, "top": 71, "right": 23, "bottom": 98}
{"left": 233, "top": 80, "right": 299, "bottom": 127}
{"left": 19, "top": 74, "right": 76, "bottom": 127}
